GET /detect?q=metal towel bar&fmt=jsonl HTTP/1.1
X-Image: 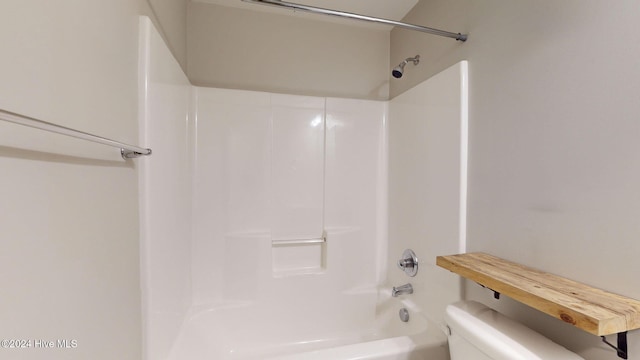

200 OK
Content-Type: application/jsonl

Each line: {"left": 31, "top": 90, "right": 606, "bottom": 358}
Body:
{"left": 0, "top": 108, "right": 152, "bottom": 159}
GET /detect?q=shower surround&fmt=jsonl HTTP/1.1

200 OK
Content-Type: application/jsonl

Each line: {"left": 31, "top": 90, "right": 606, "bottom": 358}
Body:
{"left": 139, "top": 17, "right": 467, "bottom": 360}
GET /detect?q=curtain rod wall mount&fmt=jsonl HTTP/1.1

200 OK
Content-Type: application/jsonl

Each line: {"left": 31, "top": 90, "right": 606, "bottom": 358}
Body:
{"left": 241, "top": 0, "right": 467, "bottom": 42}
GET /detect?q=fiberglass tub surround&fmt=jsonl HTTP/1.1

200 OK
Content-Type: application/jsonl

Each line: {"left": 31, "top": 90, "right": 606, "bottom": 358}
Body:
{"left": 140, "top": 17, "right": 467, "bottom": 360}
{"left": 185, "top": 88, "right": 388, "bottom": 358}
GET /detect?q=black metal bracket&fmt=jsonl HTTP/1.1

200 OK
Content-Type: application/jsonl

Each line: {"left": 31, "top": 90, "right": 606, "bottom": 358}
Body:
{"left": 477, "top": 283, "right": 500, "bottom": 299}
{"left": 601, "top": 332, "right": 627, "bottom": 359}
{"left": 475, "top": 283, "right": 629, "bottom": 358}
{"left": 475, "top": 283, "right": 630, "bottom": 359}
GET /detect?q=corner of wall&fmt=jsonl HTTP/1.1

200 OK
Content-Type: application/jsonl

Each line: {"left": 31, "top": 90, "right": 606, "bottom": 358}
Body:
{"left": 143, "top": 0, "right": 188, "bottom": 74}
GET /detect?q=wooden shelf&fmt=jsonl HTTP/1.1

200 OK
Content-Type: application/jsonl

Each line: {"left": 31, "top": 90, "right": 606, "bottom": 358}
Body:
{"left": 436, "top": 252, "right": 640, "bottom": 337}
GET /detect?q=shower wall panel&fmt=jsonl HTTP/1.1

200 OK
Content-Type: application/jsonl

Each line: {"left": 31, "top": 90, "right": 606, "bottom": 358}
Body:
{"left": 271, "top": 95, "right": 325, "bottom": 242}
{"left": 387, "top": 61, "right": 468, "bottom": 325}
{"left": 325, "top": 98, "right": 388, "bottom": 289}
{"left": 192, "top": 88, "right": 272, "bottom": 305}
{"left": 192, "top": 89, "right": 386, "bottom": 337}
{"left": 138, "top": 17, "right": 192, "bottom": 360}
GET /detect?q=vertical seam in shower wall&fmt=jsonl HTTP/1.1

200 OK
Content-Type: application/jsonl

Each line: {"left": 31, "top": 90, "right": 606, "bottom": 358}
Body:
{"left": 375, "top": 101, "right": 389, "bottom": 286}
{"left": 322, "top": 97, "right": 327, "bottom": 241}
{"left": 268, "top": 94, "right": 274, "bottom": 242}
{"left": 458, "top": 61, "right": 469, "bottom": 254}
{"left": 188, "top": 86, "right": 198, "bottom": 304}
{"left": 137, "top": 16, "right": 151, "bottom": 360}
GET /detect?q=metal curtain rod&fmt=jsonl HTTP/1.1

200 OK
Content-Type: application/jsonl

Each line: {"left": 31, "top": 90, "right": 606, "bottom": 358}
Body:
{"left": 0, "top": 108, "right": 152, "bottom": 159}
{"left": 241, "top": 0, "right": 467, "bottom": 42}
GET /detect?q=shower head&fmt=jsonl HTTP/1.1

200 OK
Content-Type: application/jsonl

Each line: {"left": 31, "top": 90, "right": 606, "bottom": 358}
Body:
{"left": 392, "top": 55, "right": 420, "bottom": 79}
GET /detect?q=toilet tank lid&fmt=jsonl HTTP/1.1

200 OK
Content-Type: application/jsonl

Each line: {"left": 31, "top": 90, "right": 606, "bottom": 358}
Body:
{"left": 445, "top": 301, "right": 584, "bottom": 360}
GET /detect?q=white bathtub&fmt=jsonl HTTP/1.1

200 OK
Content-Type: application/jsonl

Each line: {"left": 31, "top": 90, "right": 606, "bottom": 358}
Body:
{"left": 167, "top": 291, "right": 449, "bottom": 360}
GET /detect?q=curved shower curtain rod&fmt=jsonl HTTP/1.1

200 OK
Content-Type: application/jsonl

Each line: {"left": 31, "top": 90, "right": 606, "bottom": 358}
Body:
{"left": 241, "top": 0, "right": 467, "bottom": 42}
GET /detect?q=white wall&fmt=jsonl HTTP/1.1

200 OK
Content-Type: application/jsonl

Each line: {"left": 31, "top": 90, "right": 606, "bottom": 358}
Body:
{"left": 0, "top": 1, "right": 159, "bottom": 359}
{"left": 391, "top": 1, "right": 640, "bottom": 358}
{"left": 187, "top": 2, "right": 390, "bottom": 100}
{"left": 387, "top": 62, "right": 468, "bottom": 326}
{"left": 138, "top": 17, "right": 192, "bottom": 360}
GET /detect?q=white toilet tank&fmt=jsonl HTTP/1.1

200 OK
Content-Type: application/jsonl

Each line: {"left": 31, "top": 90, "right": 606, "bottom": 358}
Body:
{"left": 445, "top": 301, "right": 584, "bottom": 360}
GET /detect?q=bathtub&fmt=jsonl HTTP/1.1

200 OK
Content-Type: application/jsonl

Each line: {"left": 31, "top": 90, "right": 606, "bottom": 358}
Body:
{"left": 167, "top": 289, "right": 450, "bottom": 360}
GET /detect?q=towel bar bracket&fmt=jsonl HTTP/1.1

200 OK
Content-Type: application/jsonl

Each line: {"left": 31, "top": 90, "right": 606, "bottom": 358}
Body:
{"left": 121, "top": 148, "right": 152, "bottom": 159}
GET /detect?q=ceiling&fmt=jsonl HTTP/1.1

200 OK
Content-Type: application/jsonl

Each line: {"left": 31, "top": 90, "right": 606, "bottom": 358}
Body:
{"left": 192, "top": 0, "right": 419, "bottom": 29}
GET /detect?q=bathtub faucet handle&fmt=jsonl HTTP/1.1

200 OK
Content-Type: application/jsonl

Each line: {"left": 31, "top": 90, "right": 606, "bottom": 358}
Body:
{"left": 397, "top": 258, "right": 414, "bottom": 270}
{"left": 397, "top": 249, "right": 418, "bottom": 277}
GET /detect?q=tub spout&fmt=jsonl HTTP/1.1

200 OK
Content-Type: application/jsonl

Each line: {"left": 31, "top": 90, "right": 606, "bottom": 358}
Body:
{"left": 392, "top": 283, "right": 413, "bottom": 297}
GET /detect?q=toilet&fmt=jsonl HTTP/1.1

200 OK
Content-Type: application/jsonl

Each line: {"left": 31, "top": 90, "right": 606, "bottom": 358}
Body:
{"left": 445, "top": 301, "right": 584, "bottom": 360}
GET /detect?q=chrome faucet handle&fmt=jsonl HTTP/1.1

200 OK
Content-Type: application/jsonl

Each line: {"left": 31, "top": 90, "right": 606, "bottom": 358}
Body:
{"left": 397, "top": 258, "right": 414, "bottom": 270}
{"left": 397, "top": 249, "right": 418, "bottom": 277}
